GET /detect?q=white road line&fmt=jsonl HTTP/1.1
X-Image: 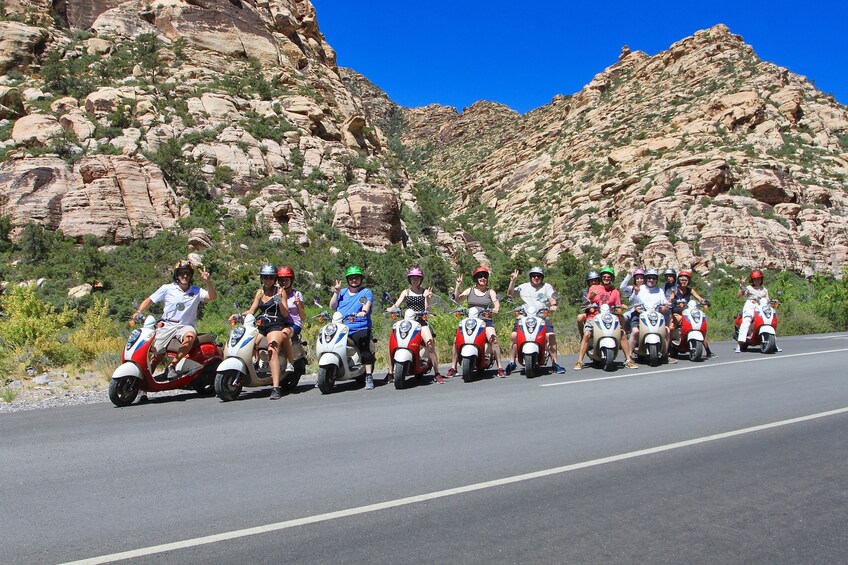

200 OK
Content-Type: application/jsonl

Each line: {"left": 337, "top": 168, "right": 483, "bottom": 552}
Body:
{"left": 542, "top": 347, "right": 848, "bottom": 387}
{"left": 63, "top": 406, "right": 848, "bottom": 565}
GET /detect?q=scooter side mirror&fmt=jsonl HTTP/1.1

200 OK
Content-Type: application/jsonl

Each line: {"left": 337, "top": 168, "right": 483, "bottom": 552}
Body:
{"left": 313, "top": 296, "right": 322, "bottom": 307}
{"left": 382, "top": 290, "right": 392, "bottom": 303}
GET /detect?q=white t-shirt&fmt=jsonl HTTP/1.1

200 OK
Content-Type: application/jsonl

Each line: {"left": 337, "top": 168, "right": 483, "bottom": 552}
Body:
{"left": 150, "top": 283, "right": 210, "bottom": 326}
{"left": 515, "top": 282, "right": 555, "bottom": 311}
{"left": 742, "top": 285, "right": 769, "bottom": 302}
{"left": 635, "top": 285, "right": 667, "bottom": 311}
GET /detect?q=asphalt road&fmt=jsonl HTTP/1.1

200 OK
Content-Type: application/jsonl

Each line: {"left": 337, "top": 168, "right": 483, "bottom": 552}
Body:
{"left": 2, "top": 334, "right": 847, "bottom": 564}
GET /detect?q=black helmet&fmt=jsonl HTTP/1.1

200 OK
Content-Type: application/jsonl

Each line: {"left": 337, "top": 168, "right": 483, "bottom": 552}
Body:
{"left": 173, "top": 260, "right": 194, "bottom": 282}
{"left": 259, "top": 264, "right": 277, "bottom": 277}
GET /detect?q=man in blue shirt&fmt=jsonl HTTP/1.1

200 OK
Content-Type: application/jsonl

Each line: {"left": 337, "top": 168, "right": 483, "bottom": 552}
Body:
{"left": 329, "top": 265, "right": 375, "bottom": 389}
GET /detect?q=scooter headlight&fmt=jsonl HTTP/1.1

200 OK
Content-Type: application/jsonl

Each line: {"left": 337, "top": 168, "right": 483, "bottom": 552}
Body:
{"left": 399, "top": 320, "right": 412, "bottom": 339}
{"left": 762, "top": 306, "right": 773, "bottom": 317}
{"left": 230, "top": 326, "right": 246, "bottom": 347}
{"left": 323, "top": 324, "right": 338, "bottom": 341}
{"left": 647, "top": 312, "right": 659, "bottom": 325}
{"left": 525, "top": 317, "right": 538, "bottom": 333}
{"left": 464, "top": 318, "right": 477, "bottom": 335}
{"left": 690, "top": 311, "right": 702, "bottom": 324}
{"left": 126, "top": 328, "right": 141, "bottom": 350}
{"left": 602, "top": 313, "right": 614, "bottom": 329}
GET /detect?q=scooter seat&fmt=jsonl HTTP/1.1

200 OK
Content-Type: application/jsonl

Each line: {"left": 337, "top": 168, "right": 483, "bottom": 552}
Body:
{"left": 197, "top": 333, "right": 216, "bottom": 345}
{"left": 165, "top": 334, "right": 216, "bottom": 352}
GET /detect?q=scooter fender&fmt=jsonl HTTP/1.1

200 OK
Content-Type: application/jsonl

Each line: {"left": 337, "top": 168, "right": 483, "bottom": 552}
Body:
{"left": 460, "top": 344, "right": 480, "bottom": 358}
{"left": 598, "top": 336, "right": 618, "bottom": 350}
{"left": 520, "top": 342, "right": 540, "bottom": 356}
{"left": 318, "top": 352, "right": 343, "bottom": 369}
{"left": 393, "top": 348, "right": 414, "bottom": 365}
{"left": 216, "top": 357, "right": 248, "bottom": 375}
{"left": 111, "top": 362, "right": 143, "bottom": 381}
{"left": 758, "top": 326, "right": 776, "bottom": 336}
{"left": 644, "top": 334, "right": 662, "bottom": 345}
{"left": 686, "top": 330, "right": 705, "bottom": 342}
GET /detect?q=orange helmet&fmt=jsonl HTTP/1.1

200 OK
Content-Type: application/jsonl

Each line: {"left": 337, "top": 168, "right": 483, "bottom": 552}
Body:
{"left": 472, "top": 266, "right": 490, "bottom": 280}
{"left": 750, "top": 269, "right": 763, "bottom": 281}
{"left": 677, "top": 270, "right": 692, "bottom": 280}
{"left": 277, "top": 265, "right": 294, "bottom": 279}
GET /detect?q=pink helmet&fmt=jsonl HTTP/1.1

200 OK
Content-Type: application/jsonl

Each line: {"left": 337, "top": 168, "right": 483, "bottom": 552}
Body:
{"left": 407, "top": 267, "right": 424, "bottom": 280}
{"left": 633, "top": 268, "right": 646, "bottom": 276}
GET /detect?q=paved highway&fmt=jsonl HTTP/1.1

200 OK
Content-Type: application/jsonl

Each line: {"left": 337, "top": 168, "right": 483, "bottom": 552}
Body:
{"left": 2, "top": 334, "right": 847, "bottom": 564}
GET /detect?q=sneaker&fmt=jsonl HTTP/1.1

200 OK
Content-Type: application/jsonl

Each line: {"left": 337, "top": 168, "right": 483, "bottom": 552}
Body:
{"left": 625, "top": 360, "right": 638, "bottom": 369}
{"left": 166, "top": 364, "right": 179, "bottom": 380}
{"left": 505, "top": 361, "right": 517, "bottom": 374}
{"left": 573, "top": 362, "right": 583, "bottom": 371}
{"left": 551, "top": 362, "right": 566, "bottom": 374}
{"left": 285, "top": 363, "right": 294, "bottom": 373}
{"left": 137, "top": 393, "right": 149, "bottom": 404}
{"left": 776, "top": 347, "right": 783, "bottom": 352}
{"left": 666, "top": 356, "right": 678, "bottom": 364}
{"left": 446, "top": 368, "right": 457, "bottom": 378}
{"left": 384, "top": 372, "right": 394, "bottom": 384}
{"left": 435, "top": 373, "right": 444, "bottom": 384}
{"left": 269, "top": 387, "right": 282, "bottom": 400}
{"left": 365, "top": 374, "right": 374, "bottom": 390}
{"left": 497, "top": 368, "right": 507, "bottom": 377}
{"left": 258, "top": 350, "right": 270, "bottom": 372}
{"left": 734, "top": 346, "right": 741, "bottom": 353}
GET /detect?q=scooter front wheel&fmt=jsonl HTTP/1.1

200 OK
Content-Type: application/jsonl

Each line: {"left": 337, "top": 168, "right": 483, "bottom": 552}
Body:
{"left": 761, "top": 333, "right": 777, "bottom": 354}
{"left": 461, "top": 356, "right": 475, "bottom": 383}
{"left": 647, "top": 343, "right": 659, "bottom": 367}
{"left": 523, "top": 353, "right": 537, "bottom": 379}
{"left": 393, "top": 361, "right": 408, "bottom": 390}
{"left": 689, "top": 341, "right": 704, "bottom": 362}
{"left": 109, "top": 377, "right": 140, "bottom": 407}
{"left": 215, "top": 370, "right": 243, "bottom": 402}
{"left": 281, "top": 358, "right": 307, "bottom": 390}
{"left": 317, "top": 365, "right": 336, "bottom": 394}
{"left": 601, "top": 347, "right": 616, "bottom": 372}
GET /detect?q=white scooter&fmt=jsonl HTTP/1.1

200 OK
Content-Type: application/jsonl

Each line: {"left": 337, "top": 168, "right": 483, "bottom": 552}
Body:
{"left": 215, "top": 304, "right": 309, "bottom": 401}
{"left": 314, "top": 296, "right": 373, "bottom": 394}
{"left": 587, "top": 303, "right": 625, "bottom": 372}
{"left": 632, "top": 303, "right": 668, "bottom": 367}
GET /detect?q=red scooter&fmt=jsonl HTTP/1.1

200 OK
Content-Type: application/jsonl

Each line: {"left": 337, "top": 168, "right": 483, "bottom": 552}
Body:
{"left": 513, "top": 304, "right": 548, "bottom": 378}
{"left": 670, "top": 299, "right": 710, "bottom": 362}
{"left": 734, "top": 298, "right": 780, "bottom": 353}
{"left": 453, "top": 306, "right": 494, "bottom": 382}
{"left": 109, "top": 314, "right": 223, "bottom": 406}
{"left": 387, "top": 308, "right": 433, "bottom": 389}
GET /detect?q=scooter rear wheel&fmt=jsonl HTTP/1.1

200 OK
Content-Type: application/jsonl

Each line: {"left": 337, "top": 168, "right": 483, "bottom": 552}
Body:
{"left": 108, "top": 377, "right": 140, "bottom": 407}
{"left": 215, "top": 370, "right": 243, "bottom": 402}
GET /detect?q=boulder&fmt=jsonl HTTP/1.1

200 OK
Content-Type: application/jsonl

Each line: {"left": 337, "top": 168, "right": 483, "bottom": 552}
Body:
{"left": 0, "top": 86, "right": 25, "bottom": 119}
{"left": 68, "top": 283, "right": 93, "bottom": 299}
{"left": 0, "top": 22, "right": 49, "bottom": 73}
{"left": 331, "top": 183, "right": 402, "bottom": 251}
{"left": 11, "top": 114, "right": 64, "bottom": 146}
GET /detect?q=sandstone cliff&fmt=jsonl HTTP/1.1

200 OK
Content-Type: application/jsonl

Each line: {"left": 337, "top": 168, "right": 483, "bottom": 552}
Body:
{"left": 400, "top": 25, "right": 848, "bottom": 276}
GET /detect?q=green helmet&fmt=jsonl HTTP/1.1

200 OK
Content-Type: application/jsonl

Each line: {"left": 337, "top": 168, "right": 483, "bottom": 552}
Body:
{"left": 599, "top": 266, "right": 616, "bottom": 279}
{"left": 345, "top": 265, "right": 364, "bottom": 278}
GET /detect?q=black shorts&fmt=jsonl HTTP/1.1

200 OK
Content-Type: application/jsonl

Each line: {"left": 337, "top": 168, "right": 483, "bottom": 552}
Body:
{"left": 348, "top": 329, "right": 375, "bottom": 365}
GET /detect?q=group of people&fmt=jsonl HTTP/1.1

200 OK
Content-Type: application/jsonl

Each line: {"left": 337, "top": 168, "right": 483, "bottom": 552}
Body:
{"left": 131, "top": 259, "right": 774, "bottom": 399}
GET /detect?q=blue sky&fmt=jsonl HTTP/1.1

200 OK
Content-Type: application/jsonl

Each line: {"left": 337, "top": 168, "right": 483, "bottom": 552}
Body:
{"left": 311, "top": 1, "right": 847, "bottom": 114}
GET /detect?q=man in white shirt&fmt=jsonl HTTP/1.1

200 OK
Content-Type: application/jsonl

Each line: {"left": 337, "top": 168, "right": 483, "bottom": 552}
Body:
{"left": 506, "top": 266, "right": 565, "bottom": 374}
{"left": 631, "top": 269, "right": 676, "bottom": 363}
{"left": 133, "top": 260, "right": 217, "bottom": 380}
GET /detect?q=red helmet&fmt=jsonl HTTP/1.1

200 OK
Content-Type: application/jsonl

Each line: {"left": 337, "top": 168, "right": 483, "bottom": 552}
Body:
{"left": 472, "top": 266, "right": 490, "bottom": 279}
{"left": 276, "top": 265, "right": 294, "bottom": 280}
{"left": 677, "top": 270, "right": 692, "bottom": 280}
{"left": 750, "top": 269, "right": 763, "bottom": 281}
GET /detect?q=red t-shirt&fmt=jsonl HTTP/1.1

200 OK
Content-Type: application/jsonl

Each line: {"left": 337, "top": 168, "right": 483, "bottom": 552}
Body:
{"left": 586, "top": 284, "right": 621, "bottom": 319}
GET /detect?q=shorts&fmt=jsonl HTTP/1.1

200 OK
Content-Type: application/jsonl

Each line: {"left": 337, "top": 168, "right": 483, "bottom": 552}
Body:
{"left": 154, "top": 322, "right": 195, "bottom": 354}
{"left": 582, "top": 319, "right": 594, "bottom": 334}
{"left": 289, "top": 325, "right": 302, "bottom": 337}
{"left": 348, "top": 329, "right": 375, "bottom": 365}
{"left": 258, "top": 323, "right": 287, "bottom": 336}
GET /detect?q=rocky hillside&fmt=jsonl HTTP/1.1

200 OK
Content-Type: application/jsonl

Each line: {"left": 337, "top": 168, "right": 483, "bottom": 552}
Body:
{"left": 399, "top": 25, "right": 848, "bottom": 276}
{"left": 1, "top": 3, "right": 847, "bottom": 278}
{"left": 0, "top": 0, "right": 418, "bottom": 253}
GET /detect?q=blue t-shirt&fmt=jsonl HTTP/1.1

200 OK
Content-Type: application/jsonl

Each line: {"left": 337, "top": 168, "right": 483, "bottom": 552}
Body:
{"left": 336, "top": 287, "right": 373, "bottom": 332}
